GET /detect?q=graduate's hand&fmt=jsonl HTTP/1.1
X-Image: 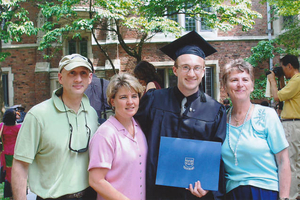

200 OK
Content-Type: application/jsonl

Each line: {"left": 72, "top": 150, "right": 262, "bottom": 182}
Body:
{"left": 187, "top": 181, "right": 208, "bottom": 198}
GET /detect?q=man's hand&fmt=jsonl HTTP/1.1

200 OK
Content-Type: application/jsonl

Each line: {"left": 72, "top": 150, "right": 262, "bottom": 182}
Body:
{"left": 267, "top": 70, "right": 276, "bottom": 83}
{"left": 187, "top": 181, "right": 208, "bottom": 198}
{"left": 267, "top": 70, "right": 281, "bottom": 101}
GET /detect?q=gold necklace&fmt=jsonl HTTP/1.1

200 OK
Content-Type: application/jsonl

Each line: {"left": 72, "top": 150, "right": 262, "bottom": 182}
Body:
{"left": 232, "top": 108, "right": 250, "bottom": 126}
{"left": 233, "top": 116, "right": 243, "bottom": 126}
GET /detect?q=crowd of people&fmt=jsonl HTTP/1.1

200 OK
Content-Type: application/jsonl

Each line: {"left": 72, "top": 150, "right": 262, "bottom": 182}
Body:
{"left": 0, "top": 31, "right": 297, "bottom": 200}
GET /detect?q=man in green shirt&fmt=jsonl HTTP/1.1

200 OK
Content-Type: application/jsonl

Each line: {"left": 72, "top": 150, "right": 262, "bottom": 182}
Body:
{"left": 12, "top": 54, "right": 99, "bottom": 199}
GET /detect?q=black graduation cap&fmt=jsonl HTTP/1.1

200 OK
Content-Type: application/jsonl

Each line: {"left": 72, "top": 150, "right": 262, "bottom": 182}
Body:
{"left": 160, "top": 31, "right": 217, "bottom": 60}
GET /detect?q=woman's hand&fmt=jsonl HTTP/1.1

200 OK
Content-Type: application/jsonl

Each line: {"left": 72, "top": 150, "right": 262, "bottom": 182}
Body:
{"left": 187, "top": 181, "right": 208, "bottom": 198}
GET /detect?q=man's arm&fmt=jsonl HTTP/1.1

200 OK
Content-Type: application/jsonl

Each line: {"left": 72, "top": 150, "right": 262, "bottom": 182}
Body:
{"left": 12, "top": 158, "right": 29, "bottom": 200}
{"left": 134, "top": 89, "right": 156, "bottom": 134}
{"left": 103, "top": 79, "right": 111, "bottom": 110}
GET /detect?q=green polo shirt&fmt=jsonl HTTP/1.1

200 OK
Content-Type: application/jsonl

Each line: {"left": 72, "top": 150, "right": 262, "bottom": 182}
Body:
{"left": 14, "top": 88, "right": 99, "bottom": 198}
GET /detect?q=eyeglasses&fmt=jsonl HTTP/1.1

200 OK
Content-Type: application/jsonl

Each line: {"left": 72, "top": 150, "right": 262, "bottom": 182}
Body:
{"left": 180, "top": 66, "right": 204, "bottom": 73}
{"left": 68, "top": 123, "right": 91, "bottom": 153}
{"left": 62, "top": 98, "right": 90, "bottom": 153}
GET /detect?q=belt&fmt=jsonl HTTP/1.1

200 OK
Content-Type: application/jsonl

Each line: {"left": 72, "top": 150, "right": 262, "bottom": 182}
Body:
{"left": 63, "top": 190, "right": 85, "bottom": 199}
{"left": 281, "top": 119, "right": 300, "bottom": 122}
{"left": 37, "top": 190, "right": 85, "bottom": 200}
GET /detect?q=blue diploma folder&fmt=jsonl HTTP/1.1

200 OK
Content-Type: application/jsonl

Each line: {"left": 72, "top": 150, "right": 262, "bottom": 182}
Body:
{"left": 155, "top": 137, "right": 221, "bottom": 191}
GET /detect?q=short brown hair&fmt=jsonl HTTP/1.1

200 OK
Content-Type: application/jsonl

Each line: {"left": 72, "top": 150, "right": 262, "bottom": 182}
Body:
{"left": 221, "top": 59, "right": 254, "bottom": 88}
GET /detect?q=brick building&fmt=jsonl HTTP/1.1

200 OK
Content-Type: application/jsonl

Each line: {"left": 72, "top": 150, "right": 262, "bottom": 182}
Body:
{"left": 1, "top": 1, "right": 287, "bottom": 112}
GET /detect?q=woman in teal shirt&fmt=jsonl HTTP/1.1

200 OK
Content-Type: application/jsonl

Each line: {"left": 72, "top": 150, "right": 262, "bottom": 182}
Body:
{"left": 221, "top": 59, "right": 291, "bottom": 200}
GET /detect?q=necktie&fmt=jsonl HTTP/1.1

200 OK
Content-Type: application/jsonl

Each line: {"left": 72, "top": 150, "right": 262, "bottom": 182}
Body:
{"left": 181, "top": 97, "right": 187, "bottom": 115}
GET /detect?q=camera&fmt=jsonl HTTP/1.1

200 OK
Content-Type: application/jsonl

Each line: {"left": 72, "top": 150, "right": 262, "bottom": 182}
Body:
{"left": 266, "top": 67, "right": 284, "bottom": 77}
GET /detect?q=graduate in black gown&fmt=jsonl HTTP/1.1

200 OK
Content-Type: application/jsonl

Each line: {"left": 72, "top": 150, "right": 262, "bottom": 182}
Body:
{"left": 135, "top": 31, "right": 227, "bottom": 200}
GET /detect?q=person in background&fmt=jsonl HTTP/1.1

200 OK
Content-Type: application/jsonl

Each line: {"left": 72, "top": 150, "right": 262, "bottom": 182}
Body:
{"left": 260, "top": 101, "right": 269, "bottom": 107}
{"left": 135, "top": 31, "right": 226, "bottom": 200}
{"left": 12, "top": 54, "right": 99, "bottom": 200}
{"left": 134, "top": 60, "right": 162, "bottom": 94}
{"left": 268, "top": 54, "right": 300, "bottom": 199}
{"left": 11, "top": 105, "right": 26, "bottom": 123}
{"left": 85, "top": 59, "right": 111, "bottom": 123}
{"left": 0, "top": 108, "right": 22, "bottom": 198}
{"left": 89, "top": 73, "right": 147, "bottom": 200}
{"left": 275, "top": 103, "right": 282, "bottom": 118}
{"left": 223, "top": 99, "right": 231, "bottom": 111}
{"left": 221, "top": 59, "right": 290, "bottom": 200}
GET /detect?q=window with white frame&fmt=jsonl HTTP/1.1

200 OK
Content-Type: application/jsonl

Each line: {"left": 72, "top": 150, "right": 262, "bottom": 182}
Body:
{"left": 273, "top": 15, "right": 299, "bottom": 35}
{"left": 184, "top": 3, "right": 196, "bottom": 31}
{"left": 167, "top": 5, "right": 212, "bottom": 32}
{"left": 185, "top": 16, "right": 196, "bottom": 31}
{"left": 283, "top": 15, "right": 296, "bottom": 29}
{"left": 68, "top": 38, "right": 88, "bottom": 57}
{"left": 167, "top": 9, "right": 178, "bottom": 22}
{"left": 200, "top": 7, "right": 212, "bottom": 31}
{"left": 1, "top": 67, "right": 14, "bottom": 107}
{"left": 203, "top": 66, "right": 214, "bottom": 97}
{"left": 2, "top": 73, "right": 9, "bottom": 107}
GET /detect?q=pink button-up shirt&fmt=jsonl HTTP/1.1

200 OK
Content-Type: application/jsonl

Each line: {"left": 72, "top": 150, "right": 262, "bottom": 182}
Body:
{"left": 89, "top": 116, "right": 148, "bottom": 200}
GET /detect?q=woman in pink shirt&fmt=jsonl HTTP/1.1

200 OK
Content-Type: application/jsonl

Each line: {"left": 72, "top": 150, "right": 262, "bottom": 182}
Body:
{"left": 0, "top": 108, "right": 22, "bottom": 198}
{"left": 89, "top": 73, "right": 147, "bottom": 200}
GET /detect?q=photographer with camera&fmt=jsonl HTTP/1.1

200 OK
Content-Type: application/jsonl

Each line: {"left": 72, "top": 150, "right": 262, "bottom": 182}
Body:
{"left": 268, "top": 54, "right": 300, "bottom": 200}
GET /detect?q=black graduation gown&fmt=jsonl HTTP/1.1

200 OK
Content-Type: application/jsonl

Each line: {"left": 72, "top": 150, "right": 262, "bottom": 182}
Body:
{"left": 135, "top": 86, "right": 227, "bottom": 200}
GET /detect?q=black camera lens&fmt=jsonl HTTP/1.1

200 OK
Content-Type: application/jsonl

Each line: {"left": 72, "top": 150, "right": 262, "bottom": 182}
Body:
{"left": 266, "top": 67, "right": 283, "bottom": 77}
{"left": 273, "top": 67, "right": 283, "bottom": 77}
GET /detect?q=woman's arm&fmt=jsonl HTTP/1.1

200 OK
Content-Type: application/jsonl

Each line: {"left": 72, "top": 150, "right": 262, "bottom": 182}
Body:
{"left": 146, "top": 82, "right": 156, "bottom": 92}
{"left": 89, "top": 168, "right": 130, "bottom": 200}
{"left": 275, "top": 148, "right": 291, "bottom": 199}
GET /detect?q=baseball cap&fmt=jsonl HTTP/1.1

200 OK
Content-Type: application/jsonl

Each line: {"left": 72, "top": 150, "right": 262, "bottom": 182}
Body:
{"left": 58, "top": 54, "right": 92, "bottom": 72}
{"left": 160, "top": 31, "right": 217, "bottom": 60}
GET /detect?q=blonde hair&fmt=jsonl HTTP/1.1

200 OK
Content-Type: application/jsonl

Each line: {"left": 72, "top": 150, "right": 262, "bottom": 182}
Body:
{"left": 221, "top": 58, "right": 254, "bottom": 88}
{"left": 106, "top": 73, "right": 144, "bottom": 108}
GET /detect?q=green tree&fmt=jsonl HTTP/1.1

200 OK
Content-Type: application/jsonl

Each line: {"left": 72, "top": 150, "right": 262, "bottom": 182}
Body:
{"left": 0, "top": 0, "right": 36, "bottom": 117}
{"left": 245, "top": 40, "right": 284, "bottom": 67}
{"left": 263, "top": 0, "right": 300, "bottom": 16}
{"left": 246, "top": 0, "right": 299, "bottom": 100}
{"left": 245, "top": 40, "right": 284, "bottom": 100}
{"left": 261, "top": 0, "right": 300, "bottom": 55}
{"left": 276, "top": 17, "right": 300, "bottom": 56}
{"left": 36, "top": 0, "right": 262, "bottom": 72}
